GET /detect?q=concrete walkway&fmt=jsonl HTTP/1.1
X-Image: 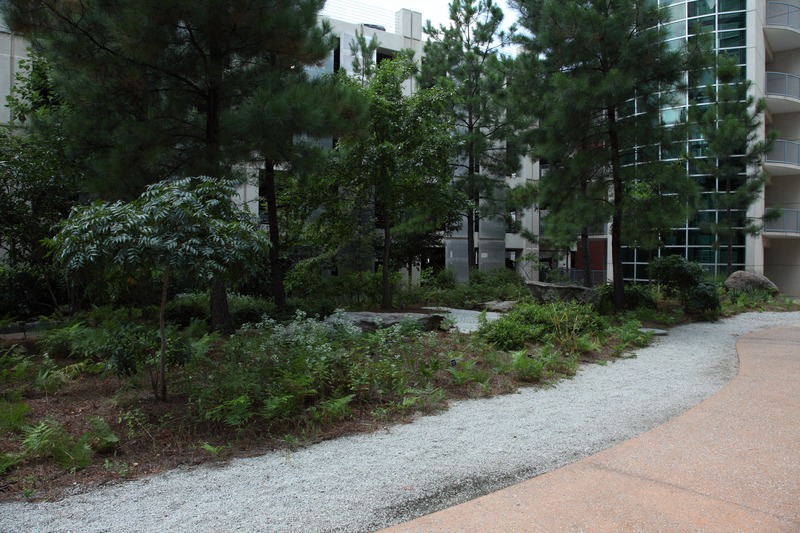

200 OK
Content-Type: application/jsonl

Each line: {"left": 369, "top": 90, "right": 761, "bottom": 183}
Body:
{"left": 383, "top": 326, "right": 800, "bottom": 532}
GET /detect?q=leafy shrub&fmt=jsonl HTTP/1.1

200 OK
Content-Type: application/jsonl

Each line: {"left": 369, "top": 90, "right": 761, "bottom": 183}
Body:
{"left": 596, "top": 283, "right": 656, "bottom": 314}
{"left": 0, "top": 261, "right": 64, "bottom": 318}
{"left": 649, "top": 255, "right": 706, "bottom": 297}
{"left": 686, "top": 281, "right": 721, "bottom": 319}
{"left": 166, "top": 292, "right": 277, "bottom": 328}
{"left": 649, "top": 256, "right": 720, "bottom": 318}
{"left": 164, "top": 293, "right": 208, "bottom": 326}
{"left": 420, "top": 268, "right": 458, "bottom": 290}
{"left": 410, "top": 268, "right": 529, "bottom": 309}
{"left": 478, "top": 301, "right": 607, "bottom": 355}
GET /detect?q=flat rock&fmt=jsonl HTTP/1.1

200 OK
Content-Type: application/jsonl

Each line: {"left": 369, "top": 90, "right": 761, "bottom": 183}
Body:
{"left": 328, "top": 312, "right": 445, "bottom": 333}
{"left": 477, "top": 300, "right": 517, "bottom": 313}
{"left": 639, "top": 327, "right": 668, "bottom": 336}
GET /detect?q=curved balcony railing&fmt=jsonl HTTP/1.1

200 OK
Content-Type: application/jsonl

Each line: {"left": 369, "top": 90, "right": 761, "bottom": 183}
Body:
{"left": 767, "top": 2, "right": 800, "bottom": 32}
{"left": 766, "top": 71, "right": 800, "bottom": 99}
{"left": 765, "top": 208, "right": 800, "bottom": 234}
{"left": 767, "top": 139, "right": 800, "bottom": 166}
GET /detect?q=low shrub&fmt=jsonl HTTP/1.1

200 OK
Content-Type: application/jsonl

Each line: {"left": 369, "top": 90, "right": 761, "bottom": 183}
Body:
{"left": 166, "top": 292, "right": 277, "bottom": 328}
{"left": 649, "top": 256, "right": 720, "bottom": 318}
{"left": 478, "top": 301, "right": 607, "bottom": 355}
{"left": 596, "top": 283, "right": 656, "bottom": 314}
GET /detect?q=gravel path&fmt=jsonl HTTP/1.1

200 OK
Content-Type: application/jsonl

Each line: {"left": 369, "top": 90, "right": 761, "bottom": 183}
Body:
{"left": 3, "top": 311, "right": 799, "bottom": 533}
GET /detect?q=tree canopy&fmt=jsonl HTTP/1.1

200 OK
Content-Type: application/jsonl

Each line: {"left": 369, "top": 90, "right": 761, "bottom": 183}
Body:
{"left": 333, "top": 51, "right": 459, "bottom": 308}
{"left": 50, "top": 176, "right": 270, "bottom": 399}
{"left": 688, "top": 53, "right": 778, "bottom": 276}
{"left": 513, "top": 0, "right": 711, "bottom": 310}
{"left": 420, "top": 0, "right": 523, "bottom": 275}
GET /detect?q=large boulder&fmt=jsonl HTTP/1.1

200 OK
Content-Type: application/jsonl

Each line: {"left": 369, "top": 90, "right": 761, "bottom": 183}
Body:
{"left": 724, "top": 271, "right": 779, "bottom": 295}
{"left": 526, "top": 281, "right": 598, "bottom": 305}
{"left": 327, "top": 312, "right": 445, "bottom": 333}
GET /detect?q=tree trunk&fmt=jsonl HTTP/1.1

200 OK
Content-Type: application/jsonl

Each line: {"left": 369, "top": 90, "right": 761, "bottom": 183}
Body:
{"left": 581, "top": 228, "right": 592, "bottom": 288}
{"left": 725, "top": 174, "right": 733, "bottom": 277}
{"left": 466, "top": 117, "right": 477, "bottom": 275}
{"left": 466, "top": 207, "right": 476, "bottom": 273}
{"left": 381, "top": 210, "right": 392, "bottom": 309}
{"left": 210, "top": 277, "right": 234, "bottom": 335}
{"left": 156, "top": 265, "right": 170, "bottom": 401}
{"left": 263, "top": 161, "right": 287, "bottom": 308}
{"left": 607, "top": 106, "right": 625, "bottom": 313}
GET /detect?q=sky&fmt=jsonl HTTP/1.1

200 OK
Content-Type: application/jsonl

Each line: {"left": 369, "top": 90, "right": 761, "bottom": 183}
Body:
{"left": 322, "top": 0, "right": 519, "bottom": 35}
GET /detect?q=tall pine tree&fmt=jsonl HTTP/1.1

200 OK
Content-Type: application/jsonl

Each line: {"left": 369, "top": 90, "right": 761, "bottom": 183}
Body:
{"left": 3, "top": 0, "right": 356, "bottom": 326}
{"left": 513, "top": 0, "right": 710, "bottom": 311}
{"left": 419, "top": 0, "right": 522, "bottom": 277}
{"left": 688, "top": 53, "right": 778, "bottom": 277}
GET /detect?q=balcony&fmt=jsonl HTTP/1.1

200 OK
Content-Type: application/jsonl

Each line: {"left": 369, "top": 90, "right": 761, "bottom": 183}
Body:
{"left": 765, "top": 139, "right": 800, "bottom": 175}
{"left": 766, "top": 72, "right": 800, "bottom": 114}
{"left": 765, "top": 2, "right": 800, "bottom": 52}
{"left": 764, "top": 208, "right": 800, "bottom": 236}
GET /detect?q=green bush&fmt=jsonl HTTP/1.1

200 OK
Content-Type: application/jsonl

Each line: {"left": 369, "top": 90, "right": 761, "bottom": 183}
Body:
{"left": 686, "top": 281, "right": 721, "bottom": 319}
{"left": 649, "top": 255, "right": 706, "bottom": 297}
{"left": 649, "top": 256, "right": 720, "bottom": 317}
{"left": 0, "top": 261, "right": 64, "bottom": 318}
{"left": 477, "top": 301, "right": 607, "bottom": 355}
{"left": 410, "top": 268, "right": 529, "bottom": 309}
{"left": 596, "top": 283, "right": 656, "bottom": 314}
{"left": 165, "top": 292, "right": 276, "bottom": 328}
{"left": 164, "top": 293, "right": 208, "bottom": 326}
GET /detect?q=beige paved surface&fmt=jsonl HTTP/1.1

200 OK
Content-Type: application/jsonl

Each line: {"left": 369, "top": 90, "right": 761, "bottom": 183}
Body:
{"left": 383, "top": 326, "right": 800, "bottom": 532}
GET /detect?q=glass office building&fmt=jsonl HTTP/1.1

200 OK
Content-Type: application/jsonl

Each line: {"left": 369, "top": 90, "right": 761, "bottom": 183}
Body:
{"left": 619, "top": 1, "right": 800, "bottom": 296}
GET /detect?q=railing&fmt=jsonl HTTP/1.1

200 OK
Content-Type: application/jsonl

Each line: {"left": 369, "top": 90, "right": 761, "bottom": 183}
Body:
{"left": 767, "top": 2, "right": 800, "bottom": 31}
{"left": 766, "top": 139, "right": 800, "bottom": 166}
{"left": 765, "top": 208, "right": 800, "bottom": 233}
{"left": 766, "top": 72, "right": 800, "bottom": 100}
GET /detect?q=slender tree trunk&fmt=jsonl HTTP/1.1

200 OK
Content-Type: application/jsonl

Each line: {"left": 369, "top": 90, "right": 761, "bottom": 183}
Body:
{"left": 263, "top": 161, "right": 287, "bottom": 308}
{"left": 381, "top": 205, "right": 392, "bottom": 309}
{"left": 211, "top": 277, "right": 234, "bottom": 335}
{"left": 156, "top": 265, "right": 170, "bottom": 401}
{"left": 607, "top": 106, "right": 625, "bottom": 313}
{"left": 205, "top": 29, "right": 234, "bottom": 333}
{"left": 580, "top": 178, "right": 592, "bottom": 287}
{"left": 581, "top": 228, "right": 592, "bottom": 288}
{"left": 466, "top": 207, "right": 476, "bottom": 273}
{"left": 725, "top": 174, "right": 733, "bottom": 277}
{"left": 466, "top": 118, "right": 477, "bottom": 274}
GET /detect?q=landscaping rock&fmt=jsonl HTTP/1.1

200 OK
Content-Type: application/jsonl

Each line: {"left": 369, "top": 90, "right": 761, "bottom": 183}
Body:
{"left": 723, "top": 271, "right": 779, "bottom": 295}
{"left": 328, "top": 312, "right": 445, "bottom": 333}
{"left": 477, "top": 300, "right": 517, "bottom": 313}
{"left": 639, "top": 327, "right": 668, "bottom": 336}
{"left": 526, "top": 281, "right": 598, "bottom": 305}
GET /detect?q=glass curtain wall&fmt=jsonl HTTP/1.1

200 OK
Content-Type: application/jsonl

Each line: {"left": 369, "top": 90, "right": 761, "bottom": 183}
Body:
{"left": 622, "top": 0, "right": 748, "bottom": 281}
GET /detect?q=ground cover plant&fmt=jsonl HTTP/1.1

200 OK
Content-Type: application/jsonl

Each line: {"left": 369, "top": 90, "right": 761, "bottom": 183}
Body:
{"left": 0, "top": 294, "right": 654, "bottom": 502}
{"left": 1, "top": 262, "right": 798, "bottom": 502}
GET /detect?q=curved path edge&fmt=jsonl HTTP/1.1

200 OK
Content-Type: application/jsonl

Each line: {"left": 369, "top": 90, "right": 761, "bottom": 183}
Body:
{"left": 384, "top": 326, "right": 800, "bottom": 532}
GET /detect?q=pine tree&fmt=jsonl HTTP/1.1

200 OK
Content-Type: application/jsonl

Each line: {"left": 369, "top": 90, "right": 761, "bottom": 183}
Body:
{"left": 688, "top": 53, "right": 778, "bottom": 277}
{"left": 419, "top": 0, "right": 523, "bottom": 276}
{"left": 2, "top": 0, "right": 354, "bottom": 326}
{"left": 514, "top": 0, "right": 710, "bottom": 311}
